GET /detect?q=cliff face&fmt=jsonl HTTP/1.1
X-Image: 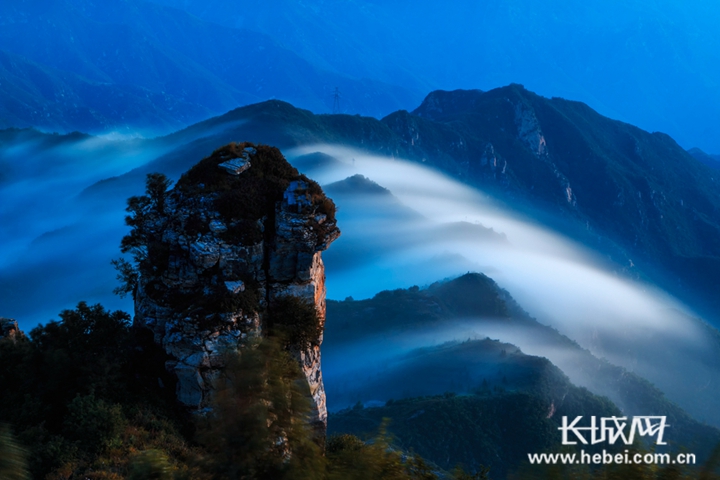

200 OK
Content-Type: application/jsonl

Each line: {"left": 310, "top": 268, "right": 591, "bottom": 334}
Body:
{"left": 129, "top": 143, "right": 339, "bottom": 434}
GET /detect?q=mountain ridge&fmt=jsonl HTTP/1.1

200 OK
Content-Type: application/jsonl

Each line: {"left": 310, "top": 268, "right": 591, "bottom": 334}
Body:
{"left": 0, "top": 0, "right": 421, "bottom": 135}
{"left": 102, "top": 86, "right": 720, "bottom": 320}
{"left": 7, "top": 85, "right": 720, "bottom": 323}
{"left": 24, "top": 0, "right": 720, "bottom": 152}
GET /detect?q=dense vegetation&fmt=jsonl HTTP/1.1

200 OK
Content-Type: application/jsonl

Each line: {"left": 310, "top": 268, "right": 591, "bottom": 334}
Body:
{"left": 268, "top": 295, "right": 324, "bottom": 350}
{"left": 175, "top": 142, "right": 335, "bottom": 243}
{"left": 0, "top": 424, "right": 30, "bottom": 480}
{"left": 330, "top": 394, "right": 720, "bottom": 480}
{"left": 327, "top": 334, "right": 622, "bottom": 477}
{"left": 331, "top": 393, "right": 564, "bottom": 478}
{"left": 0, "top": 303, "right": 202, "bottom": 479}
{"left": 0, "top": 303, "right": 483, "bottom": 479}
{"left": 118, "top": 143, "right": 335, "bottom": 283}
{"left": 3, "top": 303, "right": 720, "bottom": 479}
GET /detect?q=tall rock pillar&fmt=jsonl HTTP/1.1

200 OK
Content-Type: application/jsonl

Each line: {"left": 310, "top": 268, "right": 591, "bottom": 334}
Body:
{"left": 129, "top": 143, "right": 339, "bottom": 434}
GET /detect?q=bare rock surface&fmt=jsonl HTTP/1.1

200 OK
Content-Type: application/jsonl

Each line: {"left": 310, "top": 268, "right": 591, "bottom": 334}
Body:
{"left": 128, "top": 142, "right": 339, "bottom": 434}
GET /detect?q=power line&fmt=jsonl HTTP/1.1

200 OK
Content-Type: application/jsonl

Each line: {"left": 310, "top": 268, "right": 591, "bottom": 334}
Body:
{"left": 332, "top": 87, "right": 341, "bottom": 114}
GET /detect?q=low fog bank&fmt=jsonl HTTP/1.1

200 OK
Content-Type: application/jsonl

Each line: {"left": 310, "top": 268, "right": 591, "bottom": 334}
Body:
{"left": 0, "top": 134, "right": 162, "bottom": 328}
{"left": 0, "top": 124, "right": 250, "bottom": 327}
{"left": 324, "top": 313, "right": 720, "bottom": 426}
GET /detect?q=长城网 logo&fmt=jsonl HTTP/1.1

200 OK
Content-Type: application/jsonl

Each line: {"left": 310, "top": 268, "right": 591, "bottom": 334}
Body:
{"left": 559, "top": 416, "right": 669, "bottom": 445}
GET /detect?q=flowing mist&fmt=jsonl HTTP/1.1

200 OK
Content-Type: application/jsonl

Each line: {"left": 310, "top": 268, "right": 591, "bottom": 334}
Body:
{"left": 2, "top": 135, "right": 718, "bottom": 424}
{"left": 0, "top": 134, "right": 169, "bottom": 325}
{"left": 287, "top": 145, "right": 720, "bottom": 421}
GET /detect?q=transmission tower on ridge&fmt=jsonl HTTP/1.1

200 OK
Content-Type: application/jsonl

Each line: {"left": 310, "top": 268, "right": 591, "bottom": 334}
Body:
{"left": 332, "top": 87, "right": 341, "bottom": 114}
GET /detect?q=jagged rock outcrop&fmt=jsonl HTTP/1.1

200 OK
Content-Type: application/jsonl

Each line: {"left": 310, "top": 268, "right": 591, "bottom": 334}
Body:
{"left": 513, "top": 102, "right": 547, "bottom": 157}
{"left": 128, "top": 143, "right": 339, "bottom": 434}
{"left": 0, "top": 317, "right": 24, "bottom": 342}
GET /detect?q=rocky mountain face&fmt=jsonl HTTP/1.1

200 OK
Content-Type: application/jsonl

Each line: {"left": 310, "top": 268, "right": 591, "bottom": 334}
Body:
{"left": 127, "top": 142, "right": 339, "bottom": 434}
{"left": 383, "top": 86, "right": 720, "bottom": 318}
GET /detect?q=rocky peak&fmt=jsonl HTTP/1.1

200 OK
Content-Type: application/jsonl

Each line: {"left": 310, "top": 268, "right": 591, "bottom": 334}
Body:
{"left": 411, "top": 88, "right": 485, "bottom": 121}
{"left": 128, "top": 142, "right": 339, "bottom": 435}
{"left": 0, "top": 317, "right": 24, "bottom": 342}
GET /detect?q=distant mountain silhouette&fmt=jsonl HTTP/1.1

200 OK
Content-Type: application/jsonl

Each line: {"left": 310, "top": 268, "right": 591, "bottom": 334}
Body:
{"left": 0, "top": 0, "right": 420, "bottom": 135}
{"left": 146, "top": 0, "right": 720, "bottom": 153}
{"left": 0, "top": 49, "right": 211, "bottom": 134}
{"left": 688, "top": 147, "right": 720, "bottom": 169}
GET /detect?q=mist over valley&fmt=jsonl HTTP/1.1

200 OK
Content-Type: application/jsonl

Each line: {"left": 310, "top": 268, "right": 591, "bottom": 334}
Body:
{"left": 2, "top": 4, "right": 720, "bottom": 475}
